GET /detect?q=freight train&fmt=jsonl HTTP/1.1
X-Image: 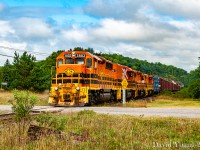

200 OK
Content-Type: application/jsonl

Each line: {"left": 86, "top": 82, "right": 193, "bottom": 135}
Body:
{"left": 48, "top": 50, "right": 181, "bottom": 106}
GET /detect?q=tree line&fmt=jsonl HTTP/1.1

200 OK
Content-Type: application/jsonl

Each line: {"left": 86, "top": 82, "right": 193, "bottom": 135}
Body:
{"left": 0, "top": 50, "right": 63, "bottom": 91}
{"left": 0, "top": 47, "right": 199, "bottom": 98}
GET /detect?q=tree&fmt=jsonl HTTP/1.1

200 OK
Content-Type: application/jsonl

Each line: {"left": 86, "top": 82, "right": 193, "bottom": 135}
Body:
{"left": 0, "top": 66, "right": 3, "bottom": 84}
{"left": 2, "top": 59, "right": 12, "bottom": 89}
{"left": 45, "top": 50, "right": 64, "bottom": 66}
{"left": 74, "top": 47, "right": 84, "bottom": 51}
{"left": 11, "top": 51, "right": 36, "bottom": 89}
{"left": 188, "top": 78, "right": 200, "bottom": 99}
{"left": 85, "top": 47, "right": 94, "bottom": 54}
{"left": 29, "top": 62, "right": 51, "bottom": 91}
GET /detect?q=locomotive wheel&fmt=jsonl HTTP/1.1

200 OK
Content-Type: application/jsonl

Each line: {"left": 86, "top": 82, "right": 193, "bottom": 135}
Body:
{"left": 110, "top": 90, "right": 117, "bottom": 102}
{"left": 89, "top": 91, "right": 98, "bottom": 105}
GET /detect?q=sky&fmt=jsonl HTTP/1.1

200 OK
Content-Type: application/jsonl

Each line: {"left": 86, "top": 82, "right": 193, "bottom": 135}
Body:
{"left": 0, "top": 0, "right": 200, "bottom": 72}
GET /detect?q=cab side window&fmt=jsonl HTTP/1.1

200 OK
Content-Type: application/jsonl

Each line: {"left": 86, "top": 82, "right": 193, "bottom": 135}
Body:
{"left": 58, "top": 59, "right": 63, "bottom": 66}
{"left": 86, "top": 58, "right": 92, "bottom": 68}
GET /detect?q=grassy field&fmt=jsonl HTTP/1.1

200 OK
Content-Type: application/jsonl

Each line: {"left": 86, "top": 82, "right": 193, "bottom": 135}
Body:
{"left": 148, "top": 95, "right": 200, "bottom": 108}
{"left": 0, "top": 90, "right": 49, "bottom": 106}
{"left": 100, "top": 95, "right": 200, "bottom": 108}
{"left": 0, "top": 110, "right": 200, "bottom": 149}
{"left": 1, "top": 90, "right": 200, "bottom": 108}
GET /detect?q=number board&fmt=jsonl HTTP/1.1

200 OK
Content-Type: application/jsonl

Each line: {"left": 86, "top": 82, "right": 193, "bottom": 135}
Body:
{"left": 76, "top": 54, "right": 86, "bottom": 58}
{"left": 64, "top": 54, "right": 71, "bottom": 58}
{"left": 64, "top": 54, "right": 85, "bottom": 58}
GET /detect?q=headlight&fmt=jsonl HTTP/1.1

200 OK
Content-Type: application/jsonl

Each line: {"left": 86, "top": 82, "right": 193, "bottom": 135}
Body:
{"left": 54, "top": 87, "right": 58, "bottom": 91}
{"left": 76, "top": 86, "right": 80, "bottom": 91}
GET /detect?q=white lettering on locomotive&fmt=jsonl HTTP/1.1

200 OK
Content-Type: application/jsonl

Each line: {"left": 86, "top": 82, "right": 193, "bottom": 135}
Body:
{"left": 76, "top": 54, "right": 86, "bottom": 57}
{"left": 64, "top": 54, "right": 71, "bottom": 58}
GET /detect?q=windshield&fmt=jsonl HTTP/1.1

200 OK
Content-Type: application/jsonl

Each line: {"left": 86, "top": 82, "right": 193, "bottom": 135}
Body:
{"left": 65, "top": 58, "right": 84, "bottom": 64}
{"left": 76, "top": 58, "right": 84, "bottom": 64}
{"left": 66, "top": 58, "right": 74, "bottom": 64}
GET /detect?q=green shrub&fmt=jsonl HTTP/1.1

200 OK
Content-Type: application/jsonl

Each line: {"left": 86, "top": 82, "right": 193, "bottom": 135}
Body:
{"left": 10, "top": 90, "right": 37, "bottom": 122}
{"left": 188, "top": 78, "right": 200, "bottom": 99}
{"left": 9, "top": 90, "right": 37, "bottom": 143}
{"left": 36, "top": 113, "right": 68, "bottom": 131}
{"left": 160, "top": 90, "right": 173, "bottom": 96}
{"left": 77, "top": 110, "right": 96, "bottom": 116}
{"left": 173, "top": 88, "right": 190, "bottom": 98}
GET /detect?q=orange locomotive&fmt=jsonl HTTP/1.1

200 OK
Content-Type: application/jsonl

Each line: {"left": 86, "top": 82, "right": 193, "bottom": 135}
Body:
{"left": 48, "top": 50, "right": 154, "bottom": 106}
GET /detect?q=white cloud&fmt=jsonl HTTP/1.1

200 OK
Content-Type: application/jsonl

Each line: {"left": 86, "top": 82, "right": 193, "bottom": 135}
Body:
{"left": 13, "top": 18, "right": 53, "bottom": 39}
{"left": 0, "top": 41, "right": 27, "bottom": 65}
{"left": 61, "top": 28, "right": 89, "bottom": 42}
{"left": 84, "top": 0, "right": 144, "bottom": 20}
{"left": 0, "top": 21, "right": 15, "bottom": 37}
{"left": 0, "top": 0, "right": 200, "bottom": 72}
{"left": 92, "top": 19, "right": 173, "bottom": 42}
{"left": 150, "top": 0, "right": 200, "bottom": 19}
{"left": 85, "top": 0, "right": 200, "bottom": 20}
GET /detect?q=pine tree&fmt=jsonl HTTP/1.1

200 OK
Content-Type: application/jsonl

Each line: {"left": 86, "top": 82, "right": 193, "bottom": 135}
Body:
{"left": 11, "top": 51, "right": 36, "bottom": 89}
{"left": 2, "top": 59, "right": 12, "bottom": 89}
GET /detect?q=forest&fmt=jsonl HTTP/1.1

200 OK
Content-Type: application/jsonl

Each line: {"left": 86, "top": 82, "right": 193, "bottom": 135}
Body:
{"left": 0, "top": 47, "right": 199, "bottom": 99}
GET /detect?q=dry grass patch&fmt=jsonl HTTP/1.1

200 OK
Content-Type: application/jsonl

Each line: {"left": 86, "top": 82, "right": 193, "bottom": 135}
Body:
{"left": 148, "top": 95, "right": 200, "bottom": 108}
{"left": 0, "top": 90, "right": 13, "bottom": 105}
{"left": 1, "top": 110, "right": 200, "bottom": 149}
{"left": 0, "top": 90, "right": 49, "bottom": 106}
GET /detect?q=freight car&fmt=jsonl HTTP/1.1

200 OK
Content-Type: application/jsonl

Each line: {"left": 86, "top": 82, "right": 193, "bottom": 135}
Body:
{"left": 48, "top": 50, "right": 180, "bottom": 106}
{"left": 153, "top": 76, "right": 181, "bottom": 93}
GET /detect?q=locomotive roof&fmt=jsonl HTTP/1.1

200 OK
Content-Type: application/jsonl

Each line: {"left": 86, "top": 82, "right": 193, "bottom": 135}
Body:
{"left": 87, "top": 52, "right": 102, "bottom": 62}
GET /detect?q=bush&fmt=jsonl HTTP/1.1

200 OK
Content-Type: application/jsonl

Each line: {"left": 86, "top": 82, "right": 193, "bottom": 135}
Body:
{"left": 10, "top": 90, "right": 38, "bottom": 122}
{"left": 9, "top": 90, "right": 38, "bottom": 143}
{"left": 77, "top": 110, "right": 96, "bottom": 116}
{"left": 188, "top": 78, "right": 200, "bottom": 99}
{"left": 160, "top": 90, "right": 173, "bottom": 96}
{"left": 36, "top": 113, "right": 68, "bottom": 131}
{"left": 173, "top": 88, "right": 190, "bottom": 98}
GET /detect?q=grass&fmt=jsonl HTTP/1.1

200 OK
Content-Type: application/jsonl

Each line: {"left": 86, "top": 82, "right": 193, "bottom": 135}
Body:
{"left": 1, "top": 90, "right": 200, "bottom": 108}
{"left": 0, "top": 110, "right": 200, "bottom": 149}
{"left": 100, "top": 95, "right": 200, "bottom": 108}
{"left": 0, "top": 90, "right": 49, "bottom": 106}
{"left": 0, "top": 90, "right": 13, "bottom": 105}
{"left": 147, "top": 95, "right": 200, "bottom": 108}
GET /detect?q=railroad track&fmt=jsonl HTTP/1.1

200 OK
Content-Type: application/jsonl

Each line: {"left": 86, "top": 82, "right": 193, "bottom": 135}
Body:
{"left": 0, "top": 108, "right": 63, "bottom": 122}
{"left": 0, "top": 112, "right": 15, "bottom": 121}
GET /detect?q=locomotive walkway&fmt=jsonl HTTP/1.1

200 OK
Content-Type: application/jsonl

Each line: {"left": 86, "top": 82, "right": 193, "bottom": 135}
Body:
{"left": 1, "top": 105, "right": 200, "bottom": 118}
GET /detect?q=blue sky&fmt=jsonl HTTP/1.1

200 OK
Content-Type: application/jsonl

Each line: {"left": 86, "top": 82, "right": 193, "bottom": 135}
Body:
{"left": 0, "top": 0, "right": 88, "bottom": 7}
{"left": 0, "top": 0, "right": 200, "bottom": 72}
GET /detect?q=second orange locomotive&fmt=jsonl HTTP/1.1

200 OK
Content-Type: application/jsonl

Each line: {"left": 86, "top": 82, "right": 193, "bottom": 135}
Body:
{"left": 48, "top": 50, "right": 154, "bottom": 106}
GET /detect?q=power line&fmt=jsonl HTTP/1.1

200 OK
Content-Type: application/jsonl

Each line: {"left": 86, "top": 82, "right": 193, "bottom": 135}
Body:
{"left": 0, "top": 53, "right": 44, "bottom": 62}
{"left": 0, "top": 53, "right": 14, "bottom": 58}
{"left": 0, "top": 46, "right": 50, "bottom": 56}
